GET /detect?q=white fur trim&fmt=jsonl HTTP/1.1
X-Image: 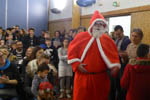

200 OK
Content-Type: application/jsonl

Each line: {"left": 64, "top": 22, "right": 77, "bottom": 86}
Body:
{"left": 81, "top": 37, "right": 95, "bottom": 61}
{"left": 110, "top": 63, "right": 121, "bottom": 68}
{"left": 68, "top": 37, "right": 120, "bottom": 69}
{"left": 96, "top": 38, "right": 120, "bottom": 69}
{"left": 68, "top": 37, "right": 95, "bottom": 64}
{"left": 68, "top": 58, "right": 81, "bottom": 64}
{"left": 88, "top": 19, "right": 108, "bottom": 35}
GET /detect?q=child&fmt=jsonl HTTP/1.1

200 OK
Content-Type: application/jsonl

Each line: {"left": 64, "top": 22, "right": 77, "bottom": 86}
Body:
{"left": 31, "top": 62, "right": 50, "bottom": 98}
{"left": 58, "top": 38, "right": 73, "bottom": 99}
{"left": 121, "top": 43, "right": 150, "bottom": 100}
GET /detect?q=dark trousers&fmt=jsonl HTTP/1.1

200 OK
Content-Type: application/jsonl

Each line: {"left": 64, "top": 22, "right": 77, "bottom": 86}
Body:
{"left": 109, "top": 61, "right": 127, "bottom": 100}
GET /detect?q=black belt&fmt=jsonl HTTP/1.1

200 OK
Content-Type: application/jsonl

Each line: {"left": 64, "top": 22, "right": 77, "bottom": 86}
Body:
{"left": 86, "top": 71, "right": 106, "bottom": 74}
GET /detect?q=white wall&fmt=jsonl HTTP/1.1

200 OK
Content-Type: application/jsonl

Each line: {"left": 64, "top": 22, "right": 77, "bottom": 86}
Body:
{"left": 81, "top": 0, "right": 150, "bottom": 15}
{"left": 49, "top": 0, "right": 72, "bottom": 21}
{"left": 49, "top": 0, "right": 150, "bottom": 20}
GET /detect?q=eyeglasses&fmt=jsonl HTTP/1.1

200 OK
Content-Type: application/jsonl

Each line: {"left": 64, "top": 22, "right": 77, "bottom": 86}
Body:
{"left": 94, "top": 22, "right": 105, "bottom": 26}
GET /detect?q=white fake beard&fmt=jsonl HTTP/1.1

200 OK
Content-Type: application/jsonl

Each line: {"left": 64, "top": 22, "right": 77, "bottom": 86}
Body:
{"left": 92, "top": 27, "right": 105, "bottom": 38}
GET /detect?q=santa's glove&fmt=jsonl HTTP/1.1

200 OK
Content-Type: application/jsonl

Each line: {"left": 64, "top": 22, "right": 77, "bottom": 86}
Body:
{"left": 110, "top": 67, "right": 120, "bottom": 78}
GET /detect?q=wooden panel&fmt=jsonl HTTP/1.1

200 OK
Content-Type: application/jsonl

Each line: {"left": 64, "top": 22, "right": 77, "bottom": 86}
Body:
{"left": 81, "top": 5, "right": 150, "bottom": 19}
{"left": 49, "top": 5, "right": 150, "bottom": 38}
{"left": 131, "top": 11, "right": 150, "bottom": 44}
{"left": 48, "top": 18, "right": 72, "bottom": 37}
{"left": 72, "top": 0, "right": 80, "bottom": 29}
{"left": 81, "top": 18, "right": 91, "bottom": 30}
{"left": 49, "top": 18, "right": 72, "bottom": 23}
{"left": 81, "top": 5, "right": 150, "bottom": 34}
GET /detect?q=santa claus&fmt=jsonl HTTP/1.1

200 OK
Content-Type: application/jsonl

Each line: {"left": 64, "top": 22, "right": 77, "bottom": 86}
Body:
{"left": 68, "top": 11, "right": 120, "bottom": 100}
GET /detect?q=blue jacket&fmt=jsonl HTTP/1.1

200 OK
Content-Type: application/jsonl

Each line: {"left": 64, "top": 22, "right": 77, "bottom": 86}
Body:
{"left": 116, "top": 36, "right": 131, "bottom": 51}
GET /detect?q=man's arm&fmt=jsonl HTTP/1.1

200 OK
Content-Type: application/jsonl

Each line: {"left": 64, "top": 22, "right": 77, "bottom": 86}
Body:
{"left": 0, "top": 77, "right": 17, "bottom": 84}
{"left": 6, "top": 79, "right": 18, "bottom": 84}
{"left": 110, "top": 66, "right": 120, "bottom": 77}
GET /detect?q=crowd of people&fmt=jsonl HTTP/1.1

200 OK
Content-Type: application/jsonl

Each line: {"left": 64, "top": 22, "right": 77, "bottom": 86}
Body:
{"left": 109, "top": 25, "right": 147, "bottom": 100}
{"left": 0, "top": 11, "right": 150, "bottom": 100}
{"left": 0, "top": 25, "right": 86, "bottom": 100}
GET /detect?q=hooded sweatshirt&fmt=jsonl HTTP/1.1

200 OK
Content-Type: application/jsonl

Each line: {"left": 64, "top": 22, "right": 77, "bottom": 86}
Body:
{"left": 31, "top": 74, "right": 48, "bottom": 97}
{"left": 121, "top": 58, "right": 150, "bottom": 100}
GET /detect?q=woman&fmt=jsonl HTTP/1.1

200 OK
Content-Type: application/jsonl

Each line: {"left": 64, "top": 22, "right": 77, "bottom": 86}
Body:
{"left": 19, "top": 47, "right": 34, "bottom": 80}
{"left": 121, "top": 44, "right": 150, "bottom": 100}
{"left": 26, "top": 46, "right": 44, "bottom": 77}
{"left": 126, "top": 28, "right": 143, "bottom": 64}
{"left": 0, "top": 49, "right": 21, "bottom": 100}
{"left": 58, "top": 38, "right": 73, "bottom": 99}
{"left": 24, "top": 46, "right": 44, "bottom": 100}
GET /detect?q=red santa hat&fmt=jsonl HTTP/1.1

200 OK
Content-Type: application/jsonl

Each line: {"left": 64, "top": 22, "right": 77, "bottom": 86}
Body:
{"left": 88, "top": 10, "right": 108, "bottom": 35}
{"left": 39, "top": 82, "right": 53, "bottom": 90}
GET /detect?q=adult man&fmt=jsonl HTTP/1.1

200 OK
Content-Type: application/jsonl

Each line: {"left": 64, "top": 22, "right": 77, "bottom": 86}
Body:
{"left": 68, "top": 11, "right": 120, "bottom": 100}
{"left": 115, "top": 25, "right": 131, "bottom": 55}
{"left": 12, "top": 41, "right": 25, "bottom": 62}
{"left": 12, "top": 41, "right": 25, "bottom": 72}
{"left": 115, "top": 25, "right": 131, "bottom": 76}
{"left": 15, "top": 25, "right": 20, "bottom": 32}
{"left": 24, "top": 28, "right": 39, "bottom": 49}
{"left": 39, "top": 30, "right": 47, "bottom": 44}
{"left": 114, "top": 25, "right": 131, "bottom": 100}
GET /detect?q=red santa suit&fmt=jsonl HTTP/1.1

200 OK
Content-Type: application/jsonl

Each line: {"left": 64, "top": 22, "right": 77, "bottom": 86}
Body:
{"left": 68, "top": 11, "right": 120, "bottom": 100}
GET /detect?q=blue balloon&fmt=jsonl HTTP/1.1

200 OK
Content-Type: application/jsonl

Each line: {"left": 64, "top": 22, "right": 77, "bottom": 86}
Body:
{"left": 76, "top": 0, "right": 96, "bottom": 7}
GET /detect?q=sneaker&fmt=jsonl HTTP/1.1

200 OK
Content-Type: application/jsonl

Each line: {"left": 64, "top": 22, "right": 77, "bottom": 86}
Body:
{"left": 66, "top": 93, "right": 71, "bottom": 99}
{"left": 59, "top": 93, "right": 64, "bottom": 99}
